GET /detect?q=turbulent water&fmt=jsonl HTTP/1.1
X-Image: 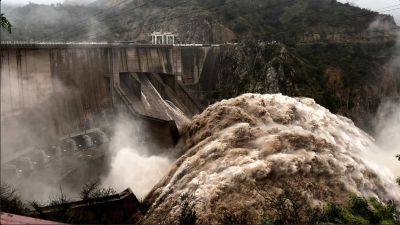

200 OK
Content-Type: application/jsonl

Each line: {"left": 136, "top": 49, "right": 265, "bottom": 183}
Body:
{"left": 142, "top": 94, "right": 400, "bottom": 224}
{"left": 101, "top": 115, "right": 173, "bottom": 199}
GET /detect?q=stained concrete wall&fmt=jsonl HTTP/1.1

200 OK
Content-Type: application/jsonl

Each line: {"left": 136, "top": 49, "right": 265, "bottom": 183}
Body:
{"left": 110, "top": 46, "right": 209, "bottom": 85}
{"left": 0, "top": 45, "right": 212, "bottom": 138}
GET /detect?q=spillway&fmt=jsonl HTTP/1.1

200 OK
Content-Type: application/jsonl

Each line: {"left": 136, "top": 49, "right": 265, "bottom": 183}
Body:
{"left": 0, "top": 43, "right": 206, "bottom": 201}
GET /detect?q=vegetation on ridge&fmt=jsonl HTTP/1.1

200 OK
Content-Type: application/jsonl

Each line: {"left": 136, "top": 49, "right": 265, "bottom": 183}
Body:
{"left": 198, "top": 40, "right": 399, "bottom": 131}
{"left": 2, "top": 0, "right": 396, "bottom": 43}
{"left": 0, "top": 13, "right": 12, "bottom": 33}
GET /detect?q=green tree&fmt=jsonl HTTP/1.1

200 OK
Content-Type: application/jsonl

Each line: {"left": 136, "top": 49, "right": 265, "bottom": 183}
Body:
{"left": 0, "top": 13, "right": 12, "bottom": 33}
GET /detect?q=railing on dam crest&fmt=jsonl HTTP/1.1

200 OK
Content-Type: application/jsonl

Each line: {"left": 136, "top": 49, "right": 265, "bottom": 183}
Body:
{"left": 0, "top": 41, "right": 229, "bottom": 49}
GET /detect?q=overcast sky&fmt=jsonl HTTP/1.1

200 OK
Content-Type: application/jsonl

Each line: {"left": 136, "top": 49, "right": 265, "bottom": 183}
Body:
{"left": 339, "top": 0, "right": 400, "bottom": 23}
{"left": 3, "top": 0, "right": 77, "bottom": 5}
{"left": 3, "top": 0, "right": 400, "bottom": 23}
{"left": 4, "top": 0, "right": 65, "bottom": 5}
{"left": 2, "top": 0, "right": 95, "bottom": 5}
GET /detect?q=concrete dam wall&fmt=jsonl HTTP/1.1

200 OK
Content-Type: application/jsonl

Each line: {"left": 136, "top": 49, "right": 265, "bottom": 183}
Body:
{"left": 1, "top": 44, "right": 213, "bottom": 197}
{"left": 1, "top": 44, "right": 210, "bottom": 139}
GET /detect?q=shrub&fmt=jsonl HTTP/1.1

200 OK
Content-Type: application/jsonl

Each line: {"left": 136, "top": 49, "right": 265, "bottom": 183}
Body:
{"left": 178, "top": 193, "right": 197, "bottom": 225}
{"left": 0, "top": 183, "right": 28, "bottom": 214}
{"left": 48, "top": 186, "right": 70, "bottom": 206}
{"left": 261, "top": 182, "right": 318, "bottom": 224}
{"left": 79, "top": 180, "right": 116, "bottom": 200}
{"left": 221, "top": 210, "right": 251, "bottom": 224}
{"left": 259, "top": 185, "right": 400, "bottom": 225}
{"left": 29, "top": 181, "right": 118, "bottom": 224}
{"left": 317, "top": 196, "right": 400, "bottom": 225}
{"left": 259, "top": 216, "right": 274, "bottom": 225}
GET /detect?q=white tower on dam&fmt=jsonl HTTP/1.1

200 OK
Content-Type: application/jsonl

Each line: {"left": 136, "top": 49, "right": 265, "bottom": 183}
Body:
{"left": 151, "top": 31, "right": 177, "bottom": 45}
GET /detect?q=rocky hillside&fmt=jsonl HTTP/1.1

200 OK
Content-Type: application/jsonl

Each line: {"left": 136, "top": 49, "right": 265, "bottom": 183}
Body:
{"left": 2, "top": 0, "right": 397, "bottom": 43}
{"left": 2, "top": 0, "right": 399, "bottom": 132}
{"left": 191, "top": 41, "right": 400, "bottom": 132}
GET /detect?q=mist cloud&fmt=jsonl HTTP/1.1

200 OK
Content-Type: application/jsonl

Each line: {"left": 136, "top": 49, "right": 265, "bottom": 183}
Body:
{"left": 372, "top": 100, "right": 400, "bottom": 176}
{"left": 101, "top": 115, "right": 173, "bottom": 199}
{"left": 338, "top": 0, "right": 400, "bottom": 23}
{"left": 369, "top": 23, "right": 400, "bottom": 177}
{"left": 0, "top": 72, "right": 83, "bottom": 202}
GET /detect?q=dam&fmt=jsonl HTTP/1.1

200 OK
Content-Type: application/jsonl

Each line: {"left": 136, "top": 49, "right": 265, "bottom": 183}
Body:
{"left": 0, "top": 42, "right": 215, "bottom": 135}
{"left": 0, "top": 42, "right": 222, "bottom": 198}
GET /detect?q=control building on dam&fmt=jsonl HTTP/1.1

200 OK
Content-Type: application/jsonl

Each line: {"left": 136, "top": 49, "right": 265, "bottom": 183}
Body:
{"left": 0, "top": 42, "right": 224, "bottom": 195}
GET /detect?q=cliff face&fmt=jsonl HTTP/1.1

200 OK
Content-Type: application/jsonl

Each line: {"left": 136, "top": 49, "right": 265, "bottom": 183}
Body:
{"left": 295, "top": 42, "right": 400, "bottom": 130}
{"left": 186, "top": 41, "right": 400, "bottom": 131}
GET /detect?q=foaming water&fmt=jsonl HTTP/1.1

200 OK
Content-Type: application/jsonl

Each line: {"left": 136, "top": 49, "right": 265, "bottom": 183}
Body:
{"left": 101, "top": 115, "right": 172, "bottom": 199}
{"left": 142, "top": 93, "right": 400, "bottom": 224}
{"left": 103, "top": 147, "right": 171, "bottom": 198}
{"left": 141, "top": 78, "right": 190, "bottom": 128}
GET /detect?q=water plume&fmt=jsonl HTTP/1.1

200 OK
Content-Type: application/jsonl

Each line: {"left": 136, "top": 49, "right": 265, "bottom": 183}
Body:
{"left": 142, "top": 93, "right": 400, "bottom": 224}
{"left": 101, "top": 115, "right": 173, "bottom": 199}
{"left": 368, "top": 21, "right": 400, "bottom": 177}
{"left": 370, "top": 94, "right": 400, "bottom": 178}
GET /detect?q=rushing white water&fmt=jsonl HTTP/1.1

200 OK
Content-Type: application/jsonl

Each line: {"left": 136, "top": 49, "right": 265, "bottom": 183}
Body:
{"left": 140, "top": 78, "right": 190, "bottom": 129}
{"left": 103, "top": 147, "right": 171, "bottom": 198}
{"left": 101, "top": 115, "right": 172, "bottom": 199}
{"left": 372, "top": 101, "right": 400, "bottom": 176}
{"left": 142, "top": 93, "right": 400, "bottom": 224}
